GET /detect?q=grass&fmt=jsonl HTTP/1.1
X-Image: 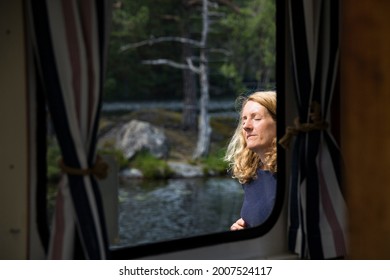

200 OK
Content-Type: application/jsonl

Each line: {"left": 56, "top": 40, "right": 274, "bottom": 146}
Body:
{"left": 199, "top": 148, "right": 230, "bottom": 176}
{"left": 130, "top": 150, "right": 173, "bottom": 179}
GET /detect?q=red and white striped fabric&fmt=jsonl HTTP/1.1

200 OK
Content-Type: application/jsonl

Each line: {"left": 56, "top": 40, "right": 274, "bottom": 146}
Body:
{"left": 28, "top": 0, "right": 112, "bottom": 259}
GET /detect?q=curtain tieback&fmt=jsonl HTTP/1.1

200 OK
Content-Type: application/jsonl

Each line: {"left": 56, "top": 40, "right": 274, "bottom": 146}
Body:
{"left": 59, "top": 156, "right": 109, "bottom": 180}
{"left": 278, "top": 101, "right": 328, "bottom": 150}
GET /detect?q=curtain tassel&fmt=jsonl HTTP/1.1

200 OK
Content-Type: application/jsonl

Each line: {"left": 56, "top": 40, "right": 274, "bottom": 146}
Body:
{"left": 279, "top": 101, "right": 328, "bottom": 149}
{"left": 59, "top": 156, "right": 109, "bottom": 180}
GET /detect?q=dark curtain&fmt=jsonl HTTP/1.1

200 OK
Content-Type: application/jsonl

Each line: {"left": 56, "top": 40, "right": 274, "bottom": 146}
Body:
{"left": 285, "top": 0, "right": 346, "bottom": 259}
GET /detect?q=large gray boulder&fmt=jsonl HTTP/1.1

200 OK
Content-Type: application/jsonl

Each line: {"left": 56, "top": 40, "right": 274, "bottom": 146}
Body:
{"left": 116, "top": 120, "right": 169, "bottom": 159}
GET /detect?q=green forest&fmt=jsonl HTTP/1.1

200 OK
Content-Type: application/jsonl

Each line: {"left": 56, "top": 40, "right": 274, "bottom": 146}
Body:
{"left": 104, "top": 0, "right": 276, "bottom": 102}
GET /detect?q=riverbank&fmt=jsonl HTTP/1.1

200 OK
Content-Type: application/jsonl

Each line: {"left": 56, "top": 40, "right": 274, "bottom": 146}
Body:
{"left": 97, "top": 108, "right": 238, "bottom": 179}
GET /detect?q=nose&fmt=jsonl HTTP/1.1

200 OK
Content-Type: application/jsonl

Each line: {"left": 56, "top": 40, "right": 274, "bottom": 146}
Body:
{"left": 243, "top": 119, "right": 252, "bottom": 130}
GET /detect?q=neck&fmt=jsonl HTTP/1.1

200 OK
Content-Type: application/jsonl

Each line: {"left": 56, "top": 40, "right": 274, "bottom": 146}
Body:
{"left": 256, "top": 149, "right": 271, "bottom": 170}
{"left": 256, "top": 151, "right": 267, "bottom": 164}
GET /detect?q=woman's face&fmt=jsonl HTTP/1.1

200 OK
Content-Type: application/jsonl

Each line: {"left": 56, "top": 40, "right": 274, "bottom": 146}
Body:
{"left": 241, "top": 100, "right": 276, "bottom": 156}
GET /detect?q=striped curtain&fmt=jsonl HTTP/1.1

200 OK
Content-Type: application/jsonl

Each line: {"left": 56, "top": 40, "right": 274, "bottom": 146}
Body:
{"left": 284, "top": 0, "right": 347, "bottom": 259}
{"left": 28, "top": 0, "right": 112, "bottom": 259}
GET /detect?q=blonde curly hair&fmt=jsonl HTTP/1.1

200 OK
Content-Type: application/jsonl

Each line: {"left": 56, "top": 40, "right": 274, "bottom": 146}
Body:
{"left": 224, "top": 91, "right": 277, "bottom": 184}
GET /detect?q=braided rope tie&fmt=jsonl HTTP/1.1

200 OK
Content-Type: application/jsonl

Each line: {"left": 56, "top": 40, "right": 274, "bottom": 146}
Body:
{"left": 58, "top": 156, "right": 109, "bottom": 180}
{"left": 278, "top": 101, "right": 329, "bottom": 150}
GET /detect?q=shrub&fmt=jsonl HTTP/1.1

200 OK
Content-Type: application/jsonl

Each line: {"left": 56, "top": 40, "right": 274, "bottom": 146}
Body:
{"left": 200, "top": 148, "right": 229, "bottom": 176}
{"left": 130, "top": 150, "right": 173, "bottom": 179}
{"left": 98, "top": 148, "right": 129, "bottom": 170}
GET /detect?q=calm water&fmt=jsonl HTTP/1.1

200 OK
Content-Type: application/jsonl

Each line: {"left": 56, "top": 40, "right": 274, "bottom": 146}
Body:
{"left": 113, "top": 177, "right": 243, "bottom": 248}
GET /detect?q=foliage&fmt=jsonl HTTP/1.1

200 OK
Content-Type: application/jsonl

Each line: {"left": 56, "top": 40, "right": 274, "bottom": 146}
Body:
{"left": 105, "top": 0, "right": 184, "bottom": 101}
{"left": 199, "top": 148, "right": 229, "bottom": 176}
{"left": 130, "top": 150, "right": 173, "bottom": 179}
{"left": 104, "top": 0, "right": 276, "bottom": 101}
{"left": 219, "top": 0, "right": 276, "bottom": 93}
{"left": 98, "top": 148, "right": 129, "bottom": 170}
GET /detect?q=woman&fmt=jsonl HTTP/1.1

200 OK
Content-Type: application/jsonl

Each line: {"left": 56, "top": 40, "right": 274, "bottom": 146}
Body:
{"left": 224, "top": 91, "right": 277, "bottom": 230}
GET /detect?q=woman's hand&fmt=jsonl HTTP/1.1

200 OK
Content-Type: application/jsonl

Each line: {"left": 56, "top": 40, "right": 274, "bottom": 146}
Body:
{"left": 230, "top": 218, "right": 246, "bottom": 231}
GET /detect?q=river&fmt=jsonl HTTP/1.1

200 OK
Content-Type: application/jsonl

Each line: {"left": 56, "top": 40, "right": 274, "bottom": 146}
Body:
{"left": 112, "top": 177, "right": 243, "bottom": 248}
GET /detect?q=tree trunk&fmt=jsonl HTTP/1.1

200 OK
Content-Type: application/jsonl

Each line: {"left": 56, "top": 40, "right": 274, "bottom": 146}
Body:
{"left": 193, "top": 51, "right": 211, "bottom": 158}
{"left": 193, "top": 0, "right": 211, "bottom": 159}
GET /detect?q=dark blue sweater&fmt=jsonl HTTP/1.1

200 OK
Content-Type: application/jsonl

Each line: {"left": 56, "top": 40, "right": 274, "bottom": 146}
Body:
{"left": 240, "top": 170, "right": 277, "bottom": 228}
